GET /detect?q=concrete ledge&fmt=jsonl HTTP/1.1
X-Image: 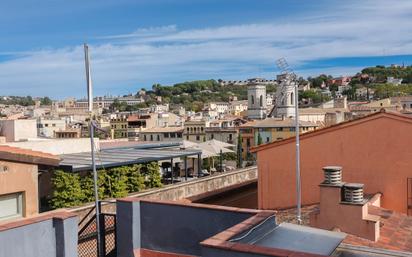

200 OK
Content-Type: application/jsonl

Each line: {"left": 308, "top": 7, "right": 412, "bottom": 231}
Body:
{"left": 0, "top": 210, "right": 77, "bottom": 231}
{"left": 118, "top": 197, "right": 261, "bottom": 215}
{"left": 71, "top": 166, "right": 258, "bottom": 220}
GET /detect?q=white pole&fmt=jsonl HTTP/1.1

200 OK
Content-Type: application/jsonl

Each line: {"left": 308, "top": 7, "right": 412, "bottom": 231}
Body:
{"left": 294, "top": 80, "right": 302, "bottom": 225}
{"left": 84, "top": 43, "right": 102, "bottom": 257}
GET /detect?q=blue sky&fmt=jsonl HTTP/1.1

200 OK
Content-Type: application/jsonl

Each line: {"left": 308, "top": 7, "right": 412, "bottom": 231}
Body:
{"left": 1, "top": 0, "right": 412, "bottom": 99}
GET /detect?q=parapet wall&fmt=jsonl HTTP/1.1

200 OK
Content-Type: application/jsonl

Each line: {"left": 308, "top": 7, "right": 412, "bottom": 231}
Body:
{"left": 71, "top": 166, "right": 258, "bottom": 221}
{"left": 0, "top": 211, "right": 78, "bottom": 257}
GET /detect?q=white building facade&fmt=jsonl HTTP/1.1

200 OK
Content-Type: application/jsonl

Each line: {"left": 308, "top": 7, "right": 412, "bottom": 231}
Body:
{"left": 273, "top": 80, "right": 296, "bottom": 118}
{"left": 247, "top": 83, "right": 267, "bottom": 120}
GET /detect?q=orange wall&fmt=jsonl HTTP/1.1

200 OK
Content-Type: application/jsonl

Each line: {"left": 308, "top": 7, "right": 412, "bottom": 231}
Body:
{"left": 0, "top": 161, "right": 38, "bottom": 217}
{"left": 257, "top": 115, "right": 412, "bottom": 214}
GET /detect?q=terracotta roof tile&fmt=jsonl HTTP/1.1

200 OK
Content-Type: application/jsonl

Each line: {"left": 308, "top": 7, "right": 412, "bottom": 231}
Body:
{"left": 0, "top": 145, "right": 60, "bottom": 166}
{"left": 344, "top": 205, "right": 412, "bottom": 252}
{"left": 279, "top": 204, "right": 412, "bottom": 253}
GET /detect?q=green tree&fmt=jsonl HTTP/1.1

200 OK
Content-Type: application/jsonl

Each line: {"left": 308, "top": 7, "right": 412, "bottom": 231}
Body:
{"left": 50, "top": 170, "right": 85, "bottom": 208}
{"left": 40, "top": 97, "right": 52, "bottom": 105}
{"left": 257, "top": 133, "right": 263, "bottom": 145}
{"left": 102, "top": 167, "right": 129, "bottom": 198}
{"left": 126, "top": 164, "right": 146, "bottom": 192}
{"left": 143, "top": 162, "right": 162, "bottom": 188}
{"left": 81, "top": 172, "right": 106, "bottom": 202}
{"left": 237, "top": 134, "right": 242, "bottom": 168}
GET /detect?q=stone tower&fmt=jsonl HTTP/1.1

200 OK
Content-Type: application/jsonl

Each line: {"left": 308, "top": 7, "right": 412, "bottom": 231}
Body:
{"left": 247, "top": 81, "right": 267, "bottom": 120}
{"left": 274, "top": 79, "right": 296, "bottom": 118}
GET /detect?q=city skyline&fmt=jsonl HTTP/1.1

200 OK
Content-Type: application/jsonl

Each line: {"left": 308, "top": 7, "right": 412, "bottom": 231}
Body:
{"left": 1, "top": 0, "right": 412, "bottom": 98}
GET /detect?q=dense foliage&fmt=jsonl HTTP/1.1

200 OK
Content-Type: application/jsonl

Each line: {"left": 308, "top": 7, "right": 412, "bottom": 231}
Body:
{"left": 362, "top": 65, "right": 412, "bottom": 83}
{"left": 109, "top": 80, "right": 277, "bottom": 112}
{"left": 371, "top": 83, "right": 412, "bottom": 99}
{"left": 50, "top": 162, "right": 161, "bottom": 209}
{"left": 40, "top": 97, "right": 53, "bottom": 106}
{"left": 0, "top": 96, "right": 35, "bottom": 106}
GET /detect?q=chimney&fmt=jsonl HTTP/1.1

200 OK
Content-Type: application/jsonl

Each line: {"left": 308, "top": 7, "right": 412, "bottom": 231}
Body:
{"left": 311, "top": 166, "right": 380, "bottom": 242}
{"left": 343, "top": 183, "right": 364, "bottom": 203}
{"left": 322, "top": 166, "right": 342, "bottom": 185}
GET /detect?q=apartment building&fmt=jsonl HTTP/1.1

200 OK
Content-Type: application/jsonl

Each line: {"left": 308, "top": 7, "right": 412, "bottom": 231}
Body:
{"left": 239, "top": 118, "right": 318, "bottom": 160}
{"left": 183, "top": 120, "right": 208, "bottom": 142}
{"left": 140, "top": 126, "right": 184, "bottom": 142}
{"left": 0, "top": 119, "right": 37, "bottom": 142}
{"left": 37, "top": 118, "right": 67, "bottom": 138}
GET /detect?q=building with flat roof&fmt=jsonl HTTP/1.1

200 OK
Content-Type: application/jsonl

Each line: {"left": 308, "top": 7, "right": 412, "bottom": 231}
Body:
{"left": 140, "top": 126, "right": 184, "bottom": 142}
{"left": 116, "top": 198, "right": 348, "bottom": 257}
{"left": 0, "top": 145, "right": 60, "bottom": 221}
{"left": 239, "top": 118, "right": 318, "bottom": 160}
{"left": 0, "top": 119, "right": 37, "bottom": 142}
{"left": 37, "top": 117, "right": 67, "bottom": 138}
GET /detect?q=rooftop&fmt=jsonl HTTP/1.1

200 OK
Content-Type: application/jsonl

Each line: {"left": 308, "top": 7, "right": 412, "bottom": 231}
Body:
{"left": 0, "top": 145, "right": 60, "bottom": 166}
{"left": 59, "top": 145, "right": 201, "bottom": 172}
{"left": 240, "top": 117, "right": 318, "bottom": 128}
{"left": 140, "top": 126, "right": 184, "bottom": 133}
{"left": 277, "top": 204, "right": 412, "bottom": 253}
{"left": 118, "top": 198, "right": 346, "bottom": 257}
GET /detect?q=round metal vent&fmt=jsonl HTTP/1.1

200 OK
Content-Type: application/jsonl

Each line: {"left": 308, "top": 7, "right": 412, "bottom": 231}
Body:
{"left": 322, "top": 166, "right": 342, "bottom": 185}
{"left": 344, "top": 183, "right": 364, "bottom": 203}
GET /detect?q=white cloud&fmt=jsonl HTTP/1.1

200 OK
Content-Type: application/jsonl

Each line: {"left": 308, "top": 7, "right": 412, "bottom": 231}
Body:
{"left": 1, "top": 0, "right": 412, "bottom": 98}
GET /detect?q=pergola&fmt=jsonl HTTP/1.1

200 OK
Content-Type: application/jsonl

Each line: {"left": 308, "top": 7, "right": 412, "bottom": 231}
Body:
{"left": 59, "top": 146, "right": 203, "bottom": 182}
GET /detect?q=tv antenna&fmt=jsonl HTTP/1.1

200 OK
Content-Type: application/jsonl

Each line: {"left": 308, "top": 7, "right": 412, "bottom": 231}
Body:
{"left": 275, "top": 57, "right": 302, "bottom": 225}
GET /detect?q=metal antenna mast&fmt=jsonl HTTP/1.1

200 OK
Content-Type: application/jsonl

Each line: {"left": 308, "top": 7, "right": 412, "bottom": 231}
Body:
{"left": 275, "top": 57, "right": 302, "bottom": 225}
{"left": 84, "top": 43, "right": 103, "bottom": 257}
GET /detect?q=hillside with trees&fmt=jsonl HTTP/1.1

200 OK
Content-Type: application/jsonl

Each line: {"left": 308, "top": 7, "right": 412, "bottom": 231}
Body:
{"left": 109, "top": 79, "right": 278, "bottom": 112}
{"left": 361, "top": 65, "right": 412, "bottom": 83}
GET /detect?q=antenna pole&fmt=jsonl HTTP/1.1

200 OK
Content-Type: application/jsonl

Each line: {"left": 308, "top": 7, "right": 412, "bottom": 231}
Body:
{"left": 84, "top": 43, "right": 102, "bottom": 257}
{"left": 294, "top": 80, "right": 302, "bottom": 224}
{"left": 276, "top": 58, "right": 302, "bottom": 225}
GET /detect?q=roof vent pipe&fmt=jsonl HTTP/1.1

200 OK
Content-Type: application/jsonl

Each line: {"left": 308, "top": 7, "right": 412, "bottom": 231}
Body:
{"left": 322, "top": 166, "right": 342, "bottom": 185}
{"left": 344, "top": 183, "right": 364, "bottom": 203}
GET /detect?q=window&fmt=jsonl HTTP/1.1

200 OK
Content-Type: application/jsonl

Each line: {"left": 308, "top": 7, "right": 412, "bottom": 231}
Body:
{"left": 251, "top": 95, "right": 254, "bottom": 105}
{"left": 165, "top": 133, "right": 169, "bottom": 138}
{"left": 186, "top": 135, "right": 189, "bottom": 140}
{"left": 150, "top": 135, "right": 153, "bottom": 141}
{"left": 211, "top": 134, "right": 214, "bottom": 139}
{"left": 290, "top": 92, "right": 294, "bottom": 105}
{"left": 0, "top": 193, "right": 23, "bottom": 221}
{"left": 196, "top": 135, "right": 200, "bottom": 141}
{"left": 260, "top": 95, "right": 263, "bottom": 107}
{"left": 276, "top": 127, "right": 283, "bottom": 132}
{"left": 229, "top": 134, "right": 233, "bottom": 141}
{"left": 144, "top": 135, "right": 147, "bottom": 141}
{"left": 157, "top": 135, "right": 160, "bottom": 141}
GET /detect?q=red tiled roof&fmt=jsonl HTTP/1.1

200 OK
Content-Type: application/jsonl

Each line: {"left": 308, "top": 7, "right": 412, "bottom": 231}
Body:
{"left": 279, "top": 204, "right": 412, "bottom": 253}
{"left": 0, "top": 145, "right": 60, "bottom": 166}
{"left": 344, "top": 205, "right": 412, "bottom": 252}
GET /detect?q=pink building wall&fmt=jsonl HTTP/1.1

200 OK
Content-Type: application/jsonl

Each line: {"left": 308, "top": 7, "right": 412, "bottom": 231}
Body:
{"left": 254, "top": 112, "right": 412, "bottom": 214}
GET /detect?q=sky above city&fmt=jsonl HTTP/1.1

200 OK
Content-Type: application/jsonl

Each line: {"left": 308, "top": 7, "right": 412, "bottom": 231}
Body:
{"left": 1, "top": 0, "right": 412, "bottom": 98}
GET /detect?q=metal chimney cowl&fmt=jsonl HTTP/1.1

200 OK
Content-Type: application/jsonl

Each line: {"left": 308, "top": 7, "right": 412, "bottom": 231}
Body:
{"left": 343, "top": 183, "right": 364, "bottom": 203}
{"left": 322, "top": 166, "right": 343, "bottom": 185}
